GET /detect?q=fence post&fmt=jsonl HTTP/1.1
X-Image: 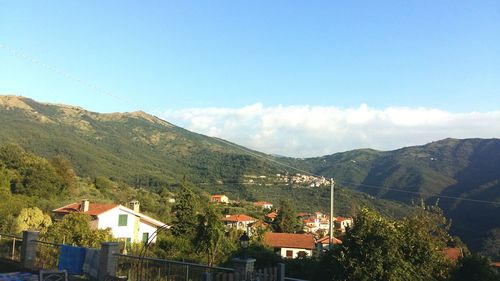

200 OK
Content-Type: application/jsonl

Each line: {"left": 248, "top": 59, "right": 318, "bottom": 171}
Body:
{"left": 97, "top": 242, "right": 119, "bottom": 281}
{"left": 277, "top": 263, "right": 285, "bottom": 281}
{"left": 232, "top": 257, "right": 256, "bottom": 281}
{"left": 20, "top": 230, "right": 39, "bottom": 270}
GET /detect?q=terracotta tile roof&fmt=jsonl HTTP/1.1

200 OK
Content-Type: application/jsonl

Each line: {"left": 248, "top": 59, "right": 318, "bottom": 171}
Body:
{"left": 254, "top": 201, "right": 273, "bottom": 206}
{"left": 53, "top": 203, "right": 117, "bottom": 216}
{"left": 335, "top": 217, "right": 349, "bottom": 222}
{"left": 297, "top": 212, "right": 310, "bottom": 217}
{"left": 317, "top": 236, "right": 342, "bottom": 245}
{"left": 264, "top": 232, "right": 315, "bottom": 250}
{"left": 211, "top": 195, "right": 226, "bottom": 198}
{"left": 491, "top": 262, "right": 500, "bottom": 268}
{"left": 443, "top": 248, "right": 463, "bottom": 262}
{"left": 221, "top": 214, "right": 256, "bottom": 222}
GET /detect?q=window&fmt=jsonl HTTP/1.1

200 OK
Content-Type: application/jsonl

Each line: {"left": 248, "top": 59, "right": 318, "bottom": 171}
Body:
{"left": 286, "top": 250, "right": 293, "bottom": 258}
{"left": 142, "top": 232, "right": 149, "bottom": 243}
{"left": 118, "top": 214, "right": 128, "bottom": 226}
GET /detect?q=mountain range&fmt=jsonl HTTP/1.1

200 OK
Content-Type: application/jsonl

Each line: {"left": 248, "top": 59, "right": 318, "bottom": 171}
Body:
{"left": 0, "top": 95, "right": 498, "bottom": 250}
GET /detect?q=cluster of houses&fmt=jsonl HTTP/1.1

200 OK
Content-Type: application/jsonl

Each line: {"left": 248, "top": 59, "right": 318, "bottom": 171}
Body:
{"left": 241, "top": 173, "right": 330, "bottom": 187}
{"left": 51, "top": 197, "right": 465, "bottom": 262}
{"left": 210, "top": 194, "right": 352, "bottom": 259}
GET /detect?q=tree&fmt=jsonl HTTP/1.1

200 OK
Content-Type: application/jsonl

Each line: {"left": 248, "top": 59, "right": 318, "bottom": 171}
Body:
{"left": 194, "top": 205, "right": 227, "bottom": 266}
{"left": 449, "top": 255, "right": 500, "bottom": 281}
{"left": 314, "top": 208, "right": 453, "bottom": 281}
{"left": 42, "top": 213, "right": 113, "bottom": 247}
{"left": 13, "top": 207, "right": 52, "bottom": 234}
{"left": 273, "top": 200, "right": 302, "bottom": 233}
{"left": 50, "top": 155, "right": 77, "bottom": 191}
{"left": 481, "top": 228, "right": 500, "bottom": 260}
{"left": 171, "top": 182, "right": 198, "bottom": 238}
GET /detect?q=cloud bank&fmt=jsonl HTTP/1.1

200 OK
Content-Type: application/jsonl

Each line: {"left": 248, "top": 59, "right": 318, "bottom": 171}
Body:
{"left": 158, "top": 103, "right": 500, "bottom": 157}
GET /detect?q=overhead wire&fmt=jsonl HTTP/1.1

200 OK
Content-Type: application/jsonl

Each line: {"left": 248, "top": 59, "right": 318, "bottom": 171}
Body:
{"left": 2, "top": 42, "right": 499, "bottom": 206}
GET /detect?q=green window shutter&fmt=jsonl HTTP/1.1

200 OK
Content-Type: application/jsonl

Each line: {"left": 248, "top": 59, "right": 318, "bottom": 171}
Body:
{"left": 142, "top": 232, "right": 149, "bottom": 243}
{"left": 118, "top": 214, "right": 128, "bottom": 226}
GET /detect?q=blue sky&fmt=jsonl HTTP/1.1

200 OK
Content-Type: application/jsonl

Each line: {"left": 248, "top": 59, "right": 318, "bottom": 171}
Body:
{"left": 1, "top": 1, "right": 500, "bottom": 156}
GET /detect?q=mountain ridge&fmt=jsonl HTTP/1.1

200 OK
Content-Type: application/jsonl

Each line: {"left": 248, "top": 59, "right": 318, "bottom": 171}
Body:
{"left": 1, "top": 95, "right": 498, "bottom": 250}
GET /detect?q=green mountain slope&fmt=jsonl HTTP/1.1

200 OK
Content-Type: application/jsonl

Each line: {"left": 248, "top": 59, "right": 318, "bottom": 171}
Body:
{"left": 0, "top": 95, "right": 278, "bottom": 186}
{"left": 287, "top": 138, "right": 500, "bottom": 250}
{"left": 0, "top": 95, "right": 411, "bottom": 220}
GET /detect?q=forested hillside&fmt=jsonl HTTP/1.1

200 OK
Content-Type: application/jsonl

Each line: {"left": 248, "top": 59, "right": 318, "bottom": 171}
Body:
{"left": 1, "top": 95, "right": 498, "bottom": 251}
{"left": 284, "top": 138, "right": 500, "bottom": 250}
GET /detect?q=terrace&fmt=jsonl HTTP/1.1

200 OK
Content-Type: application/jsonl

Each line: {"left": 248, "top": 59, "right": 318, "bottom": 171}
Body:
{"left": 0, "top": 231, "right": 307, "bottom": 281}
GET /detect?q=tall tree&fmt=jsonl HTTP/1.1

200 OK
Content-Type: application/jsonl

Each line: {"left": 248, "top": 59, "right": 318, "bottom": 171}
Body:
{"left": 273, "top": 200, "right": 302, "bottom": 233}
{"left": 194, "top": 205, "right": 227, "bottom": 266}
{"left": 171, "top": 181, "right": 198, "bottom": 237}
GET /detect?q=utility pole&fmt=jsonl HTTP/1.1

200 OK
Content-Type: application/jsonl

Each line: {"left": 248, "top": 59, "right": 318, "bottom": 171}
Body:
{"left": 329, "top": 178, "right": 335, "bottom": 250}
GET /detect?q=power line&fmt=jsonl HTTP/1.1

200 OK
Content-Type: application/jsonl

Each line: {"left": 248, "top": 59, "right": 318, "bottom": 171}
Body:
{"left": 0, "top": 43, "right": 140, "bottom": 108}
{"left": 2, "top": 43, "right": 498, "bottom": 206}
{"left": 210, "top": 138, "right": 500, "bottom": 206}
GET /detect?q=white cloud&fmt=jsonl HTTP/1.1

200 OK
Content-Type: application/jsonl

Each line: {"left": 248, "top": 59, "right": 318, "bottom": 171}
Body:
{"left": 158, "top": 104, "right": 500, "bottom": 157}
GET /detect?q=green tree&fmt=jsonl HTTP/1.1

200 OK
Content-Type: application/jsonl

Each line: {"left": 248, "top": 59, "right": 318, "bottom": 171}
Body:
{"left": 194, "top": 205, "right": 228, "bottom": 266}
{"left": 50, "top": 155, "right": 77, "bottom": 191}
{"left": 13, "top": 207, "right": 52, "bottom": 234}
{"left": 273, "top": 200, "right": 302, "bottom": 233}
{"left": 171, "top": 182, "right": 198, "bottom": 238}
{"left": 43, "top": 213, "right": 113, "bottom": 247}
{"left": 314, "top": 208, "right": 453, "bottom": 281}
{"left": 449, "top": 255, "right": 500, "bottom": 281}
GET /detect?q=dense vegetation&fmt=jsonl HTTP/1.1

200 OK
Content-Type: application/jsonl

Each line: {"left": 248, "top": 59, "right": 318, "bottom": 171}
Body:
{"left": 0, "top": 95, "right": 499, "bottom": 252}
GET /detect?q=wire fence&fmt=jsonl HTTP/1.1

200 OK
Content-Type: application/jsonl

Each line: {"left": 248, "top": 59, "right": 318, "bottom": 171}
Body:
{"left": 33, "top": 240, "right": 62, "bottom": 270}
{"left": 116, "top": 254, "right": 235, "bottom": 281}
{"left": 0, "top": 233, "right": 22, "bottom": 262}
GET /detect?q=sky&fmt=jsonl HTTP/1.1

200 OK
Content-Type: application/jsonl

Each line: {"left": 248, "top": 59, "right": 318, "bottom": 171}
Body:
{"left": 1, "top": 1, "right": 500, "bottom": 157}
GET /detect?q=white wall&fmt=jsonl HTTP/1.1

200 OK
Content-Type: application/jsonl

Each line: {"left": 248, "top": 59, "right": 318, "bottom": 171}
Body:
{"left": 96, "top": 207, "right": 159, "bottom": 243}
{"left": 278, "top": 247, "right": 313, "bottom": 259}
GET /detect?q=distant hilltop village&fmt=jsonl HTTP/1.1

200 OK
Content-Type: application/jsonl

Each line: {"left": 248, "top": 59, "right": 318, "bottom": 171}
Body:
{"left": 243, "top": 173, "right": 330, "bottom": 187}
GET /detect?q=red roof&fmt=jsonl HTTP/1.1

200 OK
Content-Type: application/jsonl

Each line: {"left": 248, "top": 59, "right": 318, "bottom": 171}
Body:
{"left": 221, "top": 214, "right": 256, "bottom": 222}
{"left": 254, "top": 201, "right": 273, "bottom": 206}
{"left": 317, "top": 236, "right": 342, "bottom": 245}
{"left": 335, "top": 217, "right": 349, "bottom": 222}
{"left": 53, "top": 203, "right": 117, "bottom": 216}
{"left": 491, "top": 262, "right": 500, "bottom": 268}
{"left": 443, "top": 248, "right": 463, "bottom": 262}
{"left": 264, "top": 233, "right": 315, "bottom": 250}
{"left": 297, "top": 212, "right": 310, "bottom": 217}
{"left": 211, "top": 195, "right": 226, "bottom": 198}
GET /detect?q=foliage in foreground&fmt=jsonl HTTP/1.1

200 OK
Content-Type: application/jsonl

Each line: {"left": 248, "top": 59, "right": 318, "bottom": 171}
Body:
{"left": 314, "top": 206, "right": 455, "bottom": 281}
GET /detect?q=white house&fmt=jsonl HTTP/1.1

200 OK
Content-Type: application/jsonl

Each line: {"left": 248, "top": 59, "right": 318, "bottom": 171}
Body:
{"left": 52, "top": 200, "right": 167, "bottom": 244}
{"left": 253, "top": 201, "right": 273, "bottom": 209}
{"left": 220, "top": 214, "right": 257, "bottom": 231}
{"left": 263, "top": 232, "right": 315, "bottom": 259}
{"left": 334, "top": 217, "right": 353, "bottom": 232}
{"left": 210, "top": 195, "right": 229, "bottom": 204}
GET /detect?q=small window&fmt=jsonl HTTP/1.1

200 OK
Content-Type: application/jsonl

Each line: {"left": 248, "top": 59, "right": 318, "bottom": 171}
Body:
{"left": 118, "top": 214, "right": 128, "bottom": 226}
{"left": 286, "top": 250, "right": 293, "bottom": 258}
{"left": 142, "top": 232, "right": 149, "bottom": 244}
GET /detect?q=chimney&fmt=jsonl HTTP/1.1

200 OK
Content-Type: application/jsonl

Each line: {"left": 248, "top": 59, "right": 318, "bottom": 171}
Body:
{"left": 81, "top": 199, "right": 89, "bottom": 212}
{"left": 129, "top": 200, "right": 140, "bottom": 213}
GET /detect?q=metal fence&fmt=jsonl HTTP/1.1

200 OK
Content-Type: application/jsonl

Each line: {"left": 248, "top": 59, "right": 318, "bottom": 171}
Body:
{"left": 33, "top": 240, "right": 62, "bottom": 270}
{"left": 116, "top": 254, "right": 235, "bottom": 281}
{"left": 0, "top": 233, "right": 22, "bottom": 262}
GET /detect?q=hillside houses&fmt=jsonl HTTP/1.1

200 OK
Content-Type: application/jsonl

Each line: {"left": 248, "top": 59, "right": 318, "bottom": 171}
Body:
{"left": 52, "top": 199, "right": 167, "bottom": 244}
{"left": 210, "top": 194, "right": 229, "bottom": 203}
{"left": 263, "top": 232, "right": 316, "bottom": 258}
{"left": 221, "top": 214, "right": 257, "bottom": 231}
